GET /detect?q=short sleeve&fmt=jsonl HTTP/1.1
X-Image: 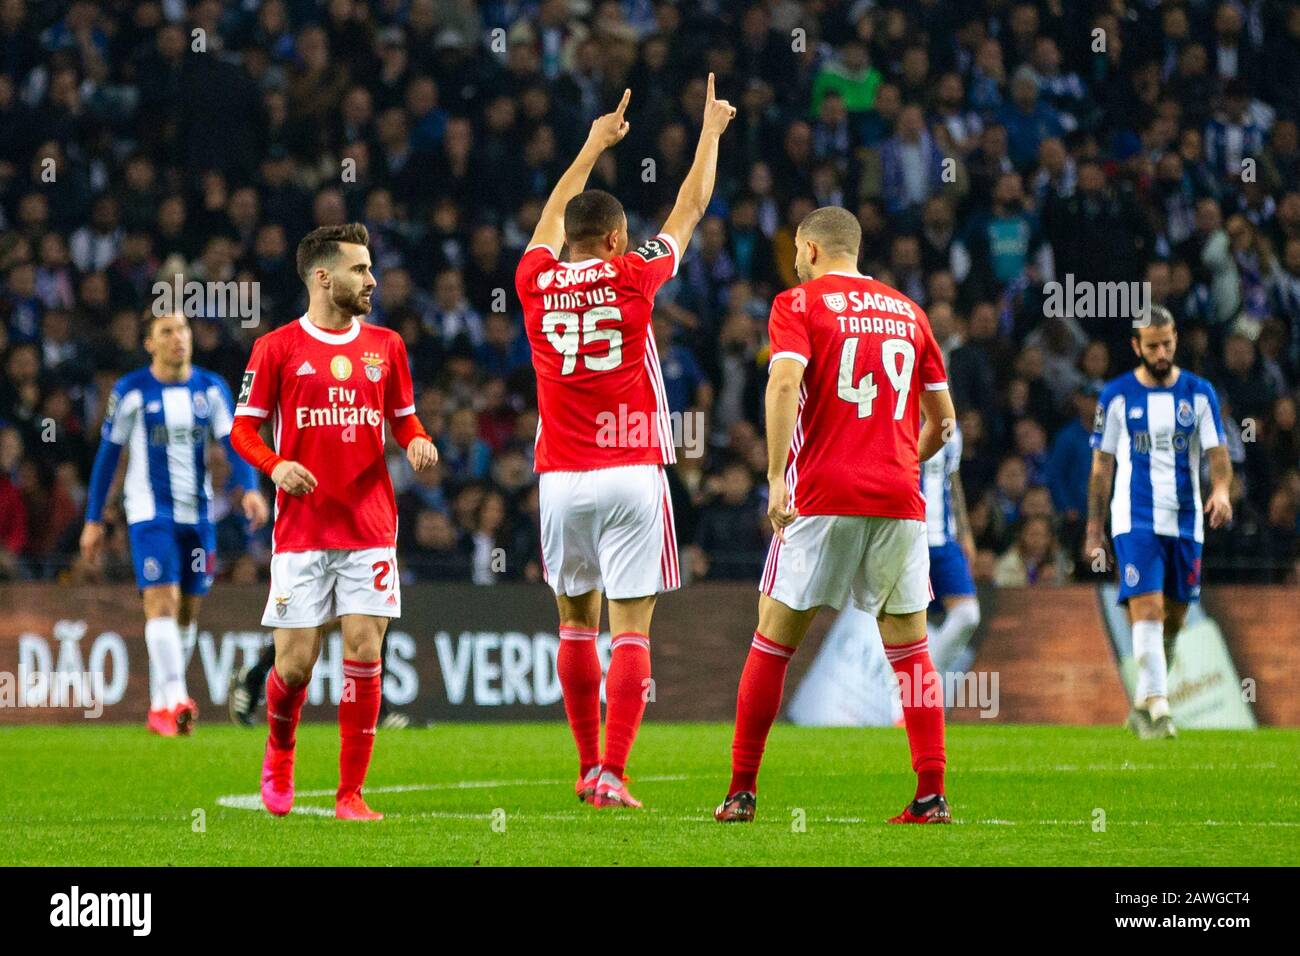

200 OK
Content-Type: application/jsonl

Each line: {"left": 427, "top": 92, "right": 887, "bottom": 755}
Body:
{"left": 207, "top": 376, "right": 236, "bottom": 439}
{"left": 386, "top": 334, "right": 416, "bottom": 418}
{"left": 514, "top": 244, "right": 559, "bottom": 300}
{"left": 1197, "top": 382, "right": 1225, "bottom": 450}
{"left": 1091, "top": 389, "right": 1124, "bottom": 453}
{"left": 235, "top": 335, "right": 278, "bottom": 419}
{"left": 916, "top": 313, "right": 947, "bottom": 390}
{"left": 620, "top": 233, "right": 680, "bottom": 299}
{"left": 101, "top": 379, "right": 140, "bottom": 445}
{"left": 767, "top": 290, "right": 811, "bottom": 367}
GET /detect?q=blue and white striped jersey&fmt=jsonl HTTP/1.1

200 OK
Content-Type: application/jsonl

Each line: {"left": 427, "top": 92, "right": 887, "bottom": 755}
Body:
{"left": 87, "top": 366, "right": 253, "bottom": 526}
{"left": 1090, "top": 370, "right": 1225, "bottom": 543}
{"left": 921, "top": 423, "right": 963, "bottom": 547}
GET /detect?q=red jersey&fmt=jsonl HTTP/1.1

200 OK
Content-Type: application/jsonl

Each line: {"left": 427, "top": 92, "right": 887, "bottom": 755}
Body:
{"left": 516, "top": 236, "right": 679, "bottom": 472}
{"left": 768, "top": 272, "right": 947, "bottom": 520}
{"left": 234, "top": 315, "right": 416, "bottom": 552}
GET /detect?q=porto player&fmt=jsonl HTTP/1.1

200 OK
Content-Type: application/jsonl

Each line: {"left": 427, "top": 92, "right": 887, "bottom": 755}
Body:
{"left": 715, "top": 207, "right": 957, "bottom": 824}
{"left": 516, "top": 80, "right": 734, "bottom": 808}
{"left": 231, "top": 223, "right": 437, "bottom": 820}
{"left": 1085, "top": 306, "right": 1232, "bottom": 739}
{"left": 81, "top": 311, "right": 269, "bottom": 736}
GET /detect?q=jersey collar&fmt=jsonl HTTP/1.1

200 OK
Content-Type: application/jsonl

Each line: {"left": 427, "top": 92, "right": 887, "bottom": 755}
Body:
{"left": 560, "top": 257, "right": 602, "bottom": 269}
{"left": 298, "top": 315, "right": 361, "bottom": 344}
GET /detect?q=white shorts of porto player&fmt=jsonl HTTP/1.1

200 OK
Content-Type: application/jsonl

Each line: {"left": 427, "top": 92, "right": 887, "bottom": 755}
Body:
{"left": 539, "top": 464, "right": 680, "bottom": 600}
{"left": 761, "top": 515, "right": 931, "bottom": 615}
{"left": 262, "top": 547, "right": 401, "bottom": 628}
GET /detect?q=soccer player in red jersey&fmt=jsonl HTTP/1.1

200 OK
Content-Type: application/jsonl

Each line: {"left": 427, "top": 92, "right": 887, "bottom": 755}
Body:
{"left": 230, "top": 223, "right": 437, "bottom": 821}
{"left": 516, "top": 79, "right": 735, "bottom": 808}
{"left": 715, "top": 207, "right": 959, "bottom": 824}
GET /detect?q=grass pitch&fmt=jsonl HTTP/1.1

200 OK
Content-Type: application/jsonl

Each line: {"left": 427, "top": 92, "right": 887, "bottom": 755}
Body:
{"left": 1, "top": 722, "right": 1296, "bottom": 866}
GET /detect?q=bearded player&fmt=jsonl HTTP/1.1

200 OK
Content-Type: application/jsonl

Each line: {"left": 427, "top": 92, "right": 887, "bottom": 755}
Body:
{"left": 1085, "top": 306, "right": 1232, "bottom": 739}
{"left": 716, "top": 206, "right": 957, "bottom": 825}
{"left": 231, "top": 223, "right": 437, "bottom": 820}
{"left": 516, "top": 79, "right": 734, "bottom": 809}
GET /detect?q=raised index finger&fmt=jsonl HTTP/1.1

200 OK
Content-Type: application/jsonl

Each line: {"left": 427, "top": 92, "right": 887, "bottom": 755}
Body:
{"left": 706, "top": 71, "right": 715, "bottom": 102}
{"left": 614, "top": 87, "right": 631, "bottom": 117}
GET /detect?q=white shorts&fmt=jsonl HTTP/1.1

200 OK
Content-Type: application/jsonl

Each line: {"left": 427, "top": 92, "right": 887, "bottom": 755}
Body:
{"left": 539, "top": 464, "right": 680, "bottom": 600}
{"left": 262, "top": 547, "right": 401, "bottom": 628}
{"left": 760, "top": 515, "right": 931, "bottom": 616}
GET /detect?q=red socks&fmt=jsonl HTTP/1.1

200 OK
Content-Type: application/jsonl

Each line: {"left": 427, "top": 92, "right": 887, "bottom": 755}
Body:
{"left": 557, "top": 626, "right": 602, "bottom": 776}
{"left": 266, "top": 666, "right": 306, "bottom": 750}
{"left": 728, "top": 632, "right": 795, "bottom": 795}
{"left": 601, "top": 632, "right": 651, "bottom": 779}
{"left": 885, "top": 637, "right": 947, "bottom": 799}
{"left": 338, "top": 659, "right": 382, "bottom": 800}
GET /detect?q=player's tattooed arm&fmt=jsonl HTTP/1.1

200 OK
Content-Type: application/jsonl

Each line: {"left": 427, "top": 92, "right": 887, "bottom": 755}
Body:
{"left": 765, "top": 358, "right": 805, "bottom": 533}
{"left": 1084, "top": 450, "right": 1115, "bottom": 564}
{"left": 528, "top": 88, "right": 632, "bottom": 254}
{"left": 950, "top": 471, "right": 976, "bottom": 563}
{"left": 1205, "top": 445, "right": 1234, "bottom": 528}
{"left": 660, "top": 73, "right": 736, "bottom": 256}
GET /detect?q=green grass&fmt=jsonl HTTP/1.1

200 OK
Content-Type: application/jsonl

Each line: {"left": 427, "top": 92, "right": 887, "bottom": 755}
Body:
{"left": 1, "top": 723, "right": 1297, "bottom": 866}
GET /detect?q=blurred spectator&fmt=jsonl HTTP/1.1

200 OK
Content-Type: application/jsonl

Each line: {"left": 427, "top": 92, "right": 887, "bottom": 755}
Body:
{"left": 687, "top": 460, "right": 766, "bottom": 582}
{"left": 993, "top": 515, "right": 1073, "bottom": 586}
{"left": 0, "top": 0, "right": 1295, "bottom": 587}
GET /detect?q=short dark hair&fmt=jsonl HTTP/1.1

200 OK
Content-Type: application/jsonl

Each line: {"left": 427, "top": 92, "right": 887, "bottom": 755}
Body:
{"left": 295, "top": 223, "right": 370, "bottom": 281}
{"left": 1134, "top": 303, "right": 1176, "bottom": 338}
{"left": 143, "top": 309, "right": 185, "bottom": 338}
{"left": 797, "top": 206, "right": 862, "bottom": 257}
{"left": 564, "top": 190, "right": 624, "bottom": 244}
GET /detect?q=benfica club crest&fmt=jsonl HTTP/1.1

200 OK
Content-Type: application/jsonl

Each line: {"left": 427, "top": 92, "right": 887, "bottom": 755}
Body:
{"left": 362, "top": 352, "right": 384, "bottom": 382}
{"left": 822, "top": 292, "right": 847, "bottom": 313}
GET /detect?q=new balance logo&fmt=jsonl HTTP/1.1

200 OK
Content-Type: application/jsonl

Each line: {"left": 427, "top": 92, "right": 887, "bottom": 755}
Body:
{"left": 296, "top": 361, "right": 316, "bottom": 376}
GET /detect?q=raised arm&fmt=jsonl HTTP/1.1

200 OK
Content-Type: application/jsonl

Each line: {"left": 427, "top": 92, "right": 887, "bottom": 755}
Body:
{"left": 528, "top": 89, "right": 632, "bottom": 253}
{"left": 659, "top": 73, "right": 736, "bottom": 256}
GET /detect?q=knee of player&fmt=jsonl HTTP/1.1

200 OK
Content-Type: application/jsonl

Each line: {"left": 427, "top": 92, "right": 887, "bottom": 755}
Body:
{"left": 274, "top": 653, "right": 315, "bottom": 687}
{"left": 1127, "top": 593, "right": 1164, "bottom": 622}
{"left": 950, "top": 597, "right": 980, "bottom": 628}
{"left": 141, "top": 588, "right": 179, "bottom": 620}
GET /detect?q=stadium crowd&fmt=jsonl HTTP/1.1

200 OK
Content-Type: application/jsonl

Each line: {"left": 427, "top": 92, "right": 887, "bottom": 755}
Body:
{"left": 1, "top": 0, "right": 1299, "bottom": 588}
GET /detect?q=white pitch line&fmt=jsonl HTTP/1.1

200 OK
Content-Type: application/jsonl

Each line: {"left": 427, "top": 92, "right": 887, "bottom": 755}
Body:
{"left": 215, "top": 775, "right": 693, "bottom": 819}
{"left": 215, "top": 784, "right": 1300, "bottom": 828}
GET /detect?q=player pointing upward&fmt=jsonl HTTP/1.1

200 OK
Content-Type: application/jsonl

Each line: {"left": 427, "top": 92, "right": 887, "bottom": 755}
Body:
{"left": 516, "top": 79, "right": 735, "bottom": 809}
{"left": 231, "top": 223, "right": 437, "bottom": 820}
{"left": 716, "top": 206, "right": 957, "bottom": 824}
